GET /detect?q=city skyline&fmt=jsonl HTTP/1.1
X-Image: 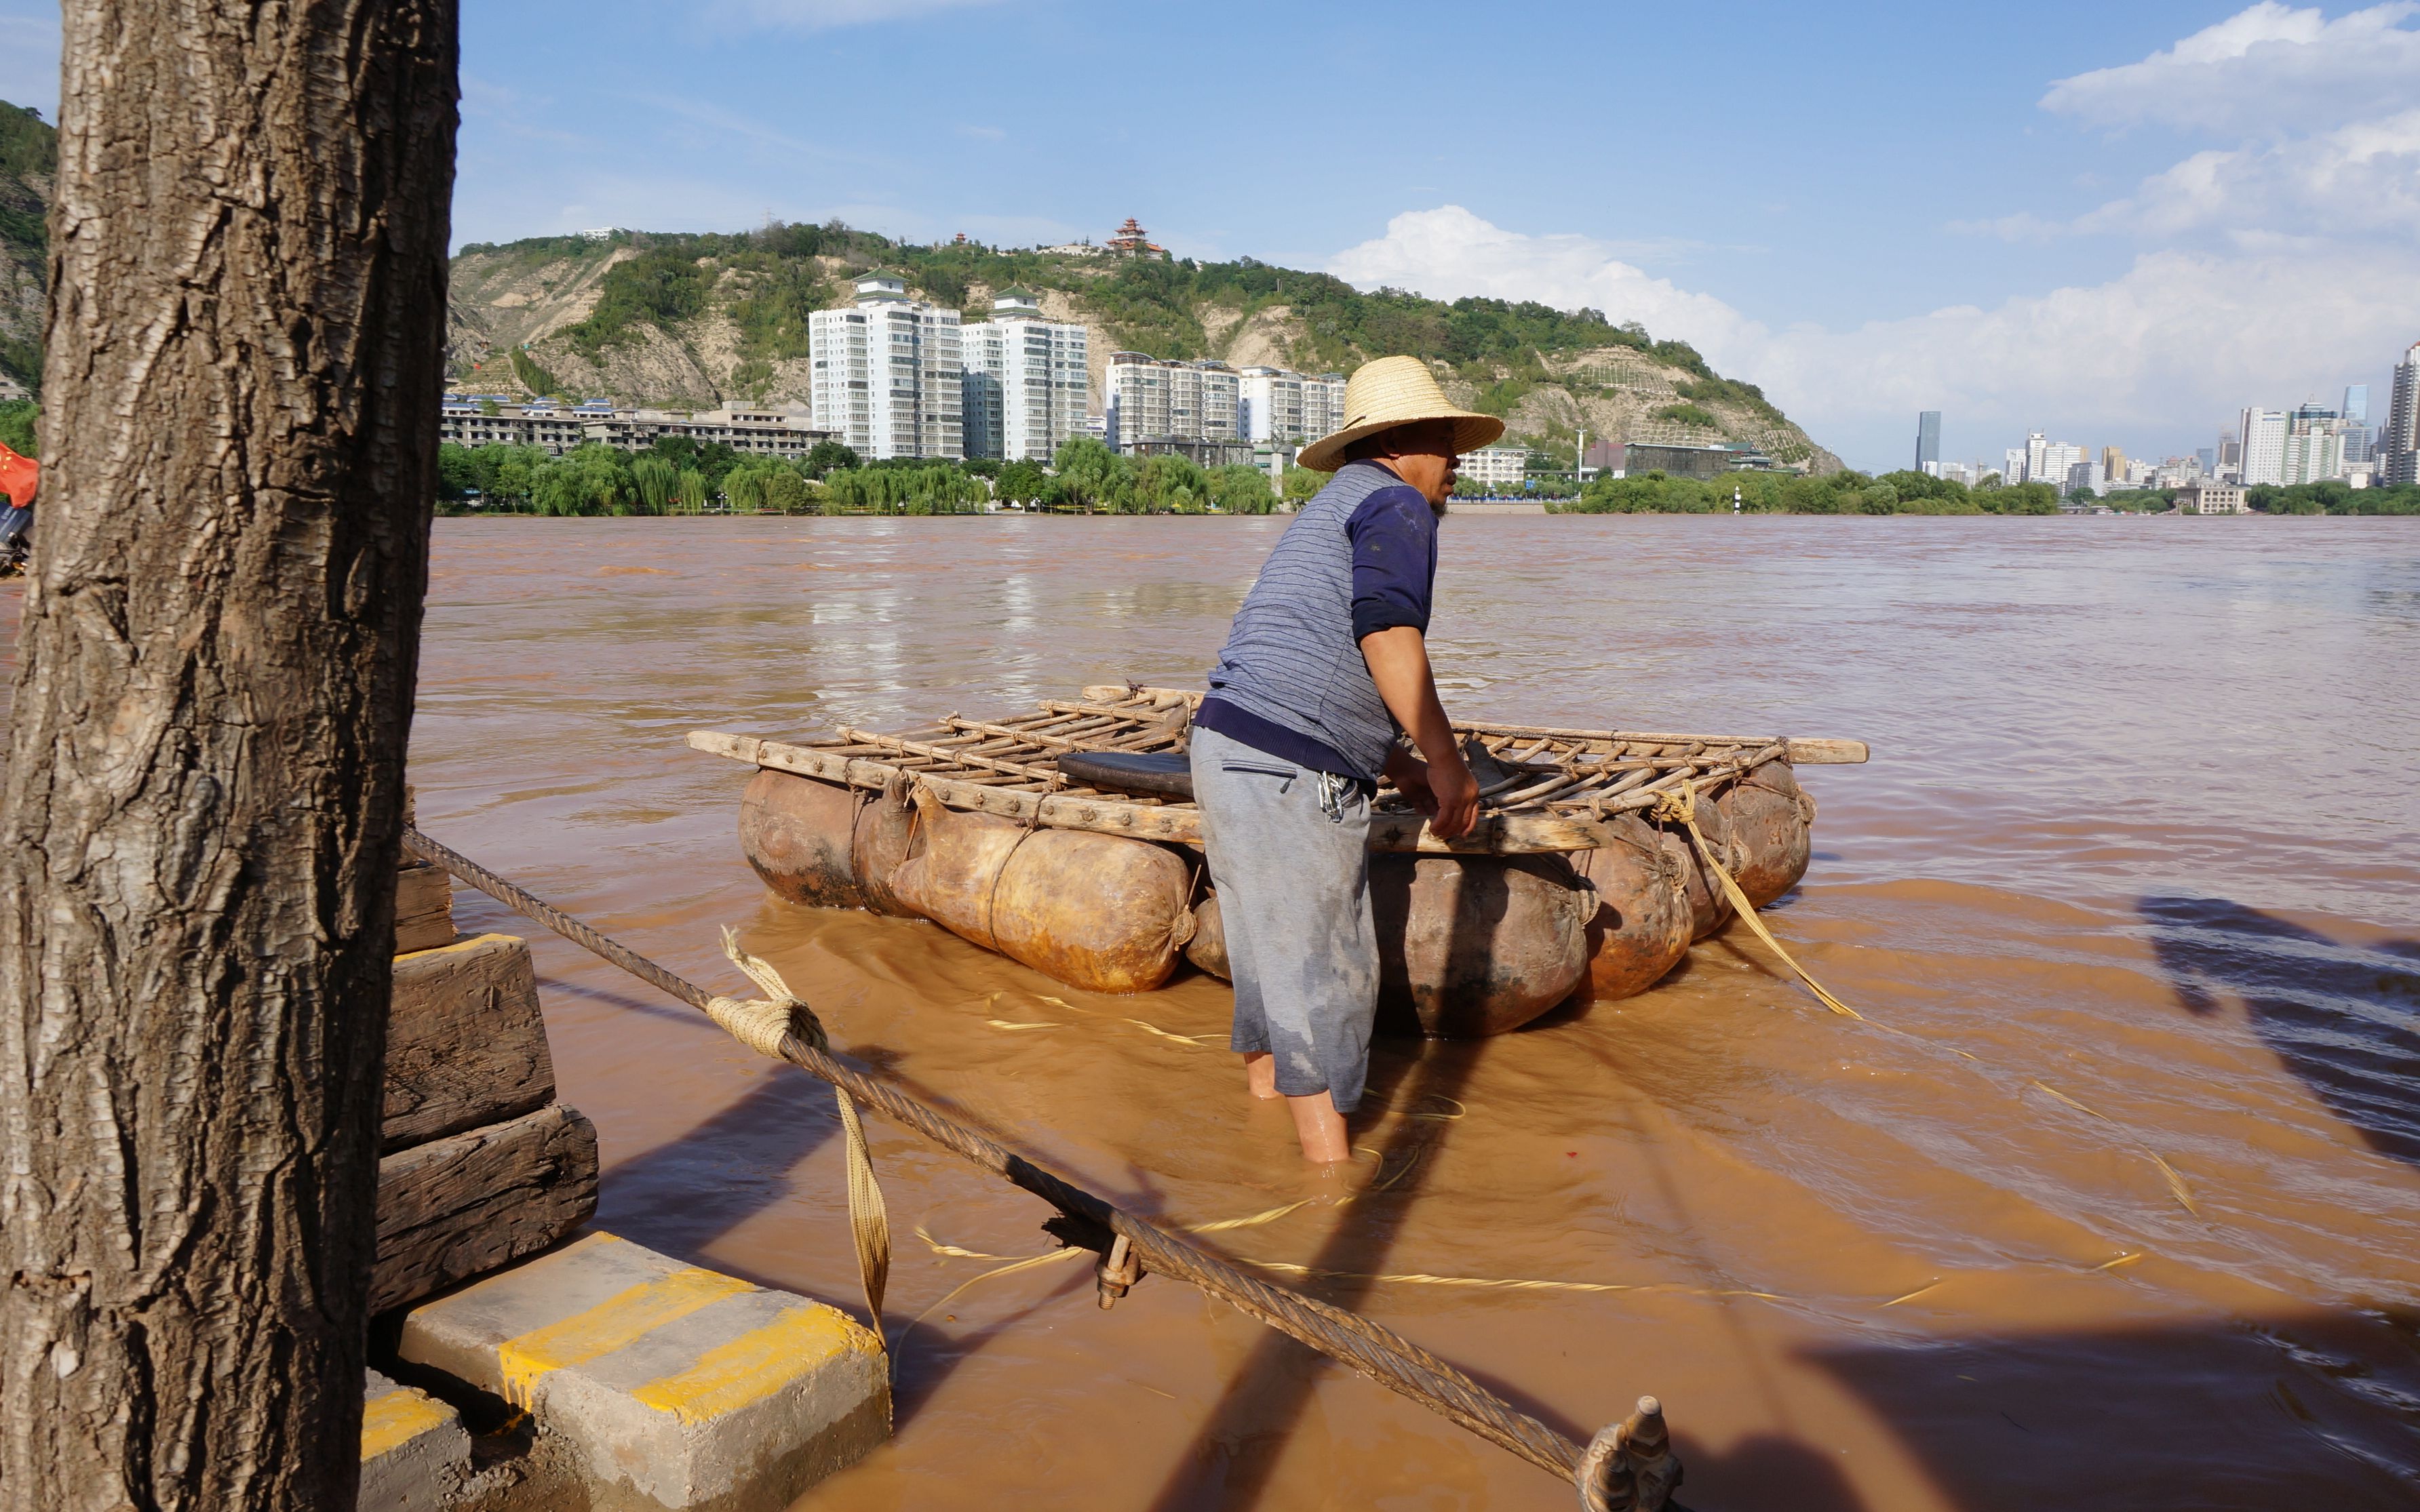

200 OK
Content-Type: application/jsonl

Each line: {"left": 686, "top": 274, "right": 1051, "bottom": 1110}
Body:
{"left": 4, "top": 1, "right": 2415, "bottom": 471}
{"left": 1921, "top": 334, "right": 2414, "bottom": 492}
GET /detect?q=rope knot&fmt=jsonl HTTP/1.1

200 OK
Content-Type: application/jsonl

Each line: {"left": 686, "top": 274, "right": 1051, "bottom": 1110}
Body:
{"left": 1647, "top": 780, "right": 1697, "bottom": 826}
{"left": 710, "top": 926, "right": 830, "bottom": 1056}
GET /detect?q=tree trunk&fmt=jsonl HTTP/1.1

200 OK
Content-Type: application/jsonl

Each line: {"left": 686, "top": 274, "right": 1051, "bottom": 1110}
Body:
{"left": 0, "top": 4, "right": 458, "bottom": 1509}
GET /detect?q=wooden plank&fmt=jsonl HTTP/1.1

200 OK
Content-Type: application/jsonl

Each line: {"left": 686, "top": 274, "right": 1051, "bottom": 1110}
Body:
{"left": 371, "top": 1102, "right": 599, "bottom": 1315}
{"left": 1091, "top": 684, "right": 1869, "bottom": 764}
{"left": 393, "top": 860, "right": 456, "bottom": 955}
{"left": 385, "top": 933, "right": 556, "bottom": 1153}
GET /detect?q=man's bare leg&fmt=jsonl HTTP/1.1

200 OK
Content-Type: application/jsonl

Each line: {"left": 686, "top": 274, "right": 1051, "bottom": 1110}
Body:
{"left": 1287, "top": 1091, "right": 1351, "bottom": 1163}
{"left": 1244, "top": 1050, "right": 1282, "bottom": 1100}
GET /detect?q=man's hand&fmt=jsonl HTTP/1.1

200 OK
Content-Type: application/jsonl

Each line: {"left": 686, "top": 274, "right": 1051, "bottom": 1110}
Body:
{"left": 1391, "top": 752, "right": 1482, "bottom": 839}
{"left": 1362, "top": 626, "right": 1481, "bottom": 841}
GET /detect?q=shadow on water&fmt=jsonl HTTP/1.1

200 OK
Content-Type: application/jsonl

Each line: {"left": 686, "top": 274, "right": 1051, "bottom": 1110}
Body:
{"left": 1146, "top": 858, "right": 1595, "bottom": 1511}
{"left": 1803, "top": 1307, "right": 2420, "bottom": 1511}
{"left": 2139, "top": 895, "right": 2420, "bottom": 1166}
{"left": 1141, "top": 1035, "right": 1504, "bottom": 1512}
{"left": 592, "top": 1067, "right": 838, "bottom": 1259}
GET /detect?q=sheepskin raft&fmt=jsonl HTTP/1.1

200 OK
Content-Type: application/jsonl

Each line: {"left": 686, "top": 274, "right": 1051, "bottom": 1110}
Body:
{"left": 688, "top": 684, "right": 1865, "bottom": 1033}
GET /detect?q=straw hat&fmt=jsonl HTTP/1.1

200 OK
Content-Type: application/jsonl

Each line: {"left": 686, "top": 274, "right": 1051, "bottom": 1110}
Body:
{"left": 1295, "top": 355, "right": 1506, "bottom": 473}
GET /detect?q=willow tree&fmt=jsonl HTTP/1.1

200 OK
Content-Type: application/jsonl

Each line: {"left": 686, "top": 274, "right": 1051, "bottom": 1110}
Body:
{"left": 0, "top": 3, "right": 459, "bottom": 1509}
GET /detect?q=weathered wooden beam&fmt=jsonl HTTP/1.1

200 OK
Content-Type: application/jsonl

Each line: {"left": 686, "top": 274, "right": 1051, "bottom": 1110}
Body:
{"left": 371, "top": 1102, "right": 599, "bottom": 1315}
{"left": 690, "top": 730, "right": 1634, "bottom": 854}
{"left": 384, "top": 934, "right": 556, "bottom": 1153}
{"left": 393, "top": 860, "right": 457, "bottom": 955}
{"left": 1083, "top": 683, "right": 1871, "bottom": 764}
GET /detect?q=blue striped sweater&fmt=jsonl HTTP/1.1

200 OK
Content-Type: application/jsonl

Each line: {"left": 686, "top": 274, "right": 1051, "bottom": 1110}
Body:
{"left": 1198, "top": 461, "right": 1438, "bottom": 782}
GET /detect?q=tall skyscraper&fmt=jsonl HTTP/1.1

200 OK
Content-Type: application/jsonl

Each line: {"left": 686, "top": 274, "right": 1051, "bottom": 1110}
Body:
{"left": 958, "top": 289, "right": 1088, "bottom": 462}
{"left": 2101, "top": 445, "right": 2127, "bottom": 481}
{"left": 2344, "top": 384, "right": 2370, "bottom": 423}
{"left": 2387, "top": 341, "right": 2420, "bottom": 487}
{"left": 808, "top": 273, "right": 964, "bottom": 460}
{"left": 1915, "top": 411, "right": 1941, "bottom": 475}
{"left": 2238, "top": 408, "right": 2288, "bottom": 486}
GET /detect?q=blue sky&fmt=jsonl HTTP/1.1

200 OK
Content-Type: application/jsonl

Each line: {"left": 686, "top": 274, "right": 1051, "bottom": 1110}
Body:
{"left": 5, "top": 1, "right": 2418, "bottom": 471}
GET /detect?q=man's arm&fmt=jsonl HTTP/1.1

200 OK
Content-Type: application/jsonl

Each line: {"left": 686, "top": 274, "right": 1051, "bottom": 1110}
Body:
{"left": 1360, "top": 626, "right": 1480, "bottom": 839}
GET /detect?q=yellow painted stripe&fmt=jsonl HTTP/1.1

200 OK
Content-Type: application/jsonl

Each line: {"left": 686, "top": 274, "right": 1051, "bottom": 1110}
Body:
{"left": 361, "top": 1388, "right": 454, "bottom": 1460}
{"left": 495, "top": 1268, "right": 754, "bottom": 1408}
{"left": 631, "top": 1303, "right": 872, "bottom": 1425}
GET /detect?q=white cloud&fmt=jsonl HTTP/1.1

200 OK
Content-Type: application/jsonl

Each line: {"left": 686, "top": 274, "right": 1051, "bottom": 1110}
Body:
{"left": 1329, "top": 206, "right": 1758, "bottom": 355}
{"left": 2043, "top": 2, "right": 2420, "bottom": 133}
{"left": 1327, "top": 205, "right": 2420, "bottom": 469}
{"left": 706, "top": 0, "right": 1009, "bottom": 30}
{"left": 2075, "top": 108, "right": 2420, "bottom": 237}
{"left": 1959, "top": 107, "right": 2420, "bottom": 241}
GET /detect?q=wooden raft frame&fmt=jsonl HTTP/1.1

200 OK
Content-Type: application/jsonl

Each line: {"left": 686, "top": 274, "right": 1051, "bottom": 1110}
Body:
{"left": 690, "top": 685, "right": 1866, "bottom": 856}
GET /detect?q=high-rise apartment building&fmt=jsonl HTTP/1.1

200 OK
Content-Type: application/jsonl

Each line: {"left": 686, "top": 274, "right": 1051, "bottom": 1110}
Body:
{"left": 2388, "top": 340, "right": 2420, "bottom": 487}
{"left": 808, "top": 273, "right": 963, "bottom": 460}
{"left": 1104, "top": 353, "right": 1241, "bottom": 450}
{"left": 1238, "top": 367, "right": 1348, "bottom": 444}
{"left": 1915, "top": 411, "right": 1940, "bottom": 475}
{"left": 2282, "top": 416, "right": 2352, "bottom": 484}
{"left": 958, "top": 290, "right": 1088, "bottom": 462}
{"left": 2238, "top": 408, "right": 2288, "bottom": 486}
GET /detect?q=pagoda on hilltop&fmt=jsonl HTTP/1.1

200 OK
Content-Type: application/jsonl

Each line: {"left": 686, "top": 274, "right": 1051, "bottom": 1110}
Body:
{"left": 1106, "top": 216, "right": 1167, "bottom": 260}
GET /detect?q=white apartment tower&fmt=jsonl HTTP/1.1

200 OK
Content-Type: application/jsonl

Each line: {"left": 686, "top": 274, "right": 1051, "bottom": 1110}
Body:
{"left": 958, "top": 289, "right": 1088, "bottom": 462}
{"left": 2238, "top": 407, "right": 2289, "bottom": 487}
{"left": 1104, "top": 353, "right": 1241, "bottom": 449}
{"left": 2388, "top": 340, "right": 2420, "bottom": 487}
{"left": 1236, "top": 367, "right": 1348, "bottom": 444}
{"left": 808, "top": 273, "right": 963, "bottom": 460}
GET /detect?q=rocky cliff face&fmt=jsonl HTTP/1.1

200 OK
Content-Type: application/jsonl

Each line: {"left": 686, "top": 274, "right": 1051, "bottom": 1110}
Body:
{"left": 447, "top": 231, "right": 1840, "bottom": 471}
{"left": 0, "top": 101, "right": 55, "bottom": 397}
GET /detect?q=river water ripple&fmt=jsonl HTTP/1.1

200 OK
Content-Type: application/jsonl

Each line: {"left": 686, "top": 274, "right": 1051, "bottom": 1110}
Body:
{"left": 19, "top": 513, "right": 2420, "bottom": 1509}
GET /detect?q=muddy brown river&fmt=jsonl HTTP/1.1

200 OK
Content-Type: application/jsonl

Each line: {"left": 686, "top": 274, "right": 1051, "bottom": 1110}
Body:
{"left": 13, "top": 513, "right": 2420, "bottom": 1509}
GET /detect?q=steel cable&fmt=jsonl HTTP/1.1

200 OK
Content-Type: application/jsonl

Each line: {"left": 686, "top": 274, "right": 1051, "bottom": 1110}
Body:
{"left": 399, "top": 827, "right": 1671, "bottom": 1499}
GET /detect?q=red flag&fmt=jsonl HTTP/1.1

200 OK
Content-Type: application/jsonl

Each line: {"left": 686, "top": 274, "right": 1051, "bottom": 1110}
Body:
{"left": 0, "top": 441, "right": 38, "bottom": 507}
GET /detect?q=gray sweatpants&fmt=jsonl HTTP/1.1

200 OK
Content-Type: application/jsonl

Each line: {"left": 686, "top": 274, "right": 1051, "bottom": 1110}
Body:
{"left": 1188, "top": 724, "right": 1379, "bottom": 1112}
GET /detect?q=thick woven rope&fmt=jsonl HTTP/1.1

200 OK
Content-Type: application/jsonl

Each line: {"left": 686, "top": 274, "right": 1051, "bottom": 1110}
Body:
{"left": 714, "top": 928, "right": 892, "bottom": 1352}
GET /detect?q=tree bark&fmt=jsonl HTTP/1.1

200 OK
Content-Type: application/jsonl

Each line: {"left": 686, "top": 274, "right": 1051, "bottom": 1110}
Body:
{"left": 0, "top": 4, "right": 458, "bottom": 1509}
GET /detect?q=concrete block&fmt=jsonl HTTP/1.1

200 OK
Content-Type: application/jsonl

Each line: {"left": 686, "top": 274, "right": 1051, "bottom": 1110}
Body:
{"left": 386, "top": 932, "right": 556, "bottom": 1153}
{"left": 399, "top": 1232, "right": 888, "bottom": 1512}
{"left": 361, "top": 1368, "right": 471, "bottom": 1512}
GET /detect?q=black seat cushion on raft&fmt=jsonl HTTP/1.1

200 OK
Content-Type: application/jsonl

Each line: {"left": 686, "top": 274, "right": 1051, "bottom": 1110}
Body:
{"left": 1055, "top": 750, "right": 1195, "bottom": 801}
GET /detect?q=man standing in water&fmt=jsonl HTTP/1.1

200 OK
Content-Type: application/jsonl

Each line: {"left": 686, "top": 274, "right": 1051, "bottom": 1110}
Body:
{"left": 1189, "top": 356, "right": 1504, "bottom": 1163}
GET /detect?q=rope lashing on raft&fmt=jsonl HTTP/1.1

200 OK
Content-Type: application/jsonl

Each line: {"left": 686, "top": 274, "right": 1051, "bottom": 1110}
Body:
{"left": 397, "top": 828, "right": 1679, "bottom": 1512}
{"left": 1651, "top": 778, "right": 1860, "bottom": 1019}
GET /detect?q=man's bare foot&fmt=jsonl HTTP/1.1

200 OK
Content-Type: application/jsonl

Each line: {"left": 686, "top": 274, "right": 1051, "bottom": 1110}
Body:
{"left": 1287, "top": 1091, "right": 1350, "bottom": 1163}
{"left": 1243, "top": 1051, "right": 1281, "bottom": 1101}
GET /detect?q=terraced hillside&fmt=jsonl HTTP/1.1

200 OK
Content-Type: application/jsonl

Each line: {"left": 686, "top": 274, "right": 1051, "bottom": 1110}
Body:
{"left": 448, "top": 223, "right": 1839, "bottom": 471}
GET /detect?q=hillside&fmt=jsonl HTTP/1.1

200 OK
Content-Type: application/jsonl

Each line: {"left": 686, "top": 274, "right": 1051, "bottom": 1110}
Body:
{"left": 0, "top": 100, "right": 53, "bottom": 395}
{"left": 448, "top": 223, "right": 1841, "bottom": 471}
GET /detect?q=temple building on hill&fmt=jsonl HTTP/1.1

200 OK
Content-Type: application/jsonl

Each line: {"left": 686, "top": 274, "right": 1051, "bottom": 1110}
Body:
{"left": 1105, "top": 217, "right": 1167, "bottom": 260}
